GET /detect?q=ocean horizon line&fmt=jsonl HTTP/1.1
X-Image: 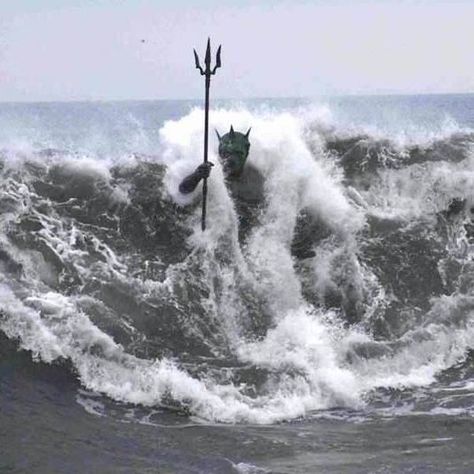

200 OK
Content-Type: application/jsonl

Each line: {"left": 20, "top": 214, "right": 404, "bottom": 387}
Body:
{"left": 0, "top": 91, "right": 473, "bottom": 106}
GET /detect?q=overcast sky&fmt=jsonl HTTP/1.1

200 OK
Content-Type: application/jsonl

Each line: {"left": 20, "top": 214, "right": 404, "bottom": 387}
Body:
{"left": 0, "top": 0, "right": 473, "bottom": 101}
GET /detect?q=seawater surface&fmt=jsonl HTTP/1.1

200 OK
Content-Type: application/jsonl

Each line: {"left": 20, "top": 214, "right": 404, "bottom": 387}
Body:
{"left": 1, "top": 95, "right": 474, "bottom": 473}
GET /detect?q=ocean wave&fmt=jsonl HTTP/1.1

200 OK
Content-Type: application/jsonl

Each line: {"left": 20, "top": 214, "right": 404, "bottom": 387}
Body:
{"left": 1, "top": 104, "right": 473, "bottom": 423}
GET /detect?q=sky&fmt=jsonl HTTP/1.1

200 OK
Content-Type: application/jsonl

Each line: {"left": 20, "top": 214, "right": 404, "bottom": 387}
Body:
{"left": 0, "top": 0, "right": 473, "bottom": 101}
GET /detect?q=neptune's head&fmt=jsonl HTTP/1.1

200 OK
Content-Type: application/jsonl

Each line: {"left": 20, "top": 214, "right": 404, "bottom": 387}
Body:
{"left": 216, "top": 125, "right": 251, "bottom": 178}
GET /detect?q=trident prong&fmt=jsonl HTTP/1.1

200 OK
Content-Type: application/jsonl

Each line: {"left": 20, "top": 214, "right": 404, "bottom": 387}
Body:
{"left": 212, "top": 45, "right": 222, "bottom": 75}
{"left": 193, "top": 38, "right": 222, "bottom": 78}
{"left": 205, "top": 38, "right": 211, "bottom": 68}
{"left": 193, "top": 37, "right": 222, "bottom": 231}
{"left": 193, "top": 49, "right": 204, "bottom": 75}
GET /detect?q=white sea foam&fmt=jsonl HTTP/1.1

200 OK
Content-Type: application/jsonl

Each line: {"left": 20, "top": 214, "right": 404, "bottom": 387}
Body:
{"left": 233, "top": 461, "right": 269, "bottom": 474}
{"left": 359, "top": 150, "right": 474, "bottom": 222}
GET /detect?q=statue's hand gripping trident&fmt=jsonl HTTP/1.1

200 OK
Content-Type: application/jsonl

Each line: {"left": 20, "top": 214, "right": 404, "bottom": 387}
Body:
{"left": 193, "top": 38, "right": 221, "bottom": 231}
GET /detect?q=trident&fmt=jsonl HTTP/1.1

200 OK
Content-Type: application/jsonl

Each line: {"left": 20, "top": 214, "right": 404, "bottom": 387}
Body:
{"left": 193, "top": 38, "right": 222, "bottom": 231}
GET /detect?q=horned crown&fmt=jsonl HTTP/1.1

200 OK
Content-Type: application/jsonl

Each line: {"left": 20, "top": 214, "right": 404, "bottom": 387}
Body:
{"left": 215, "top": 125, "right": 251, "bottom": 142}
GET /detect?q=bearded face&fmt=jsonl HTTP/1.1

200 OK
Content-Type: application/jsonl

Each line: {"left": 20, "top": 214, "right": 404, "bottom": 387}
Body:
{"left": 216, "top": 125, "right": 251, "bottom": 178}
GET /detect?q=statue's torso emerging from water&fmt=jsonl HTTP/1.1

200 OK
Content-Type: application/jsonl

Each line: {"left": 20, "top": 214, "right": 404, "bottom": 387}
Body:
{"left": 179, "top": 126, "right": 265, "bottom": 239}
{"left": 179, "top": 125, "right": 325, "bottom": 260}
{"left": 179, "top": 125, "right": 254, "bottom": 194}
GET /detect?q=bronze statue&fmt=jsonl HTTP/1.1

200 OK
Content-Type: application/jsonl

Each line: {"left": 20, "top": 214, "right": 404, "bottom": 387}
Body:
{"left": 179, "top": 125, "right": 265, "bottom": 241}
{"left": 179, "top": 125, "right": 251, "bottom": 194}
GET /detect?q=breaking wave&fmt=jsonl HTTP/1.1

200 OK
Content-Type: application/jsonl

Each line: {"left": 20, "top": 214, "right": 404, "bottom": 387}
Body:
{"left": 1, "top": 103, "right": 473, "bottom": 423}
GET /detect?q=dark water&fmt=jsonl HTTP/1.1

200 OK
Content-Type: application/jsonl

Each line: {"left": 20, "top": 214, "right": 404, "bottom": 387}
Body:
{"left": 1, "top": 94, "right": 474, "bottom": 473}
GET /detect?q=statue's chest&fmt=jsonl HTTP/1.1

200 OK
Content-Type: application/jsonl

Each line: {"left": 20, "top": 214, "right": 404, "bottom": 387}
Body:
{"left": 227, "top": 167, "right": 265, "bottom": 206}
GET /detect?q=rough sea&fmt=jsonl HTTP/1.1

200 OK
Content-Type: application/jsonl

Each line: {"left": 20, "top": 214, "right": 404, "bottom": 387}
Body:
{"left": 1, "top": 94, "right": 473, "bottom": 473}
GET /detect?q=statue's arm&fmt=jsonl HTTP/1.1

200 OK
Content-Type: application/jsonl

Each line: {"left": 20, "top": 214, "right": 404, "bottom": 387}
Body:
{"left": 179, "top": 162, "right": 214, "bottom": 194}
{"left": 179, "top": 171, "right": 201, "bottom": 194}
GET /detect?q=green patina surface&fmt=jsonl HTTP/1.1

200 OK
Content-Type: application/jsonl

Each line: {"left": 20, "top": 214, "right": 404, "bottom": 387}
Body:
{"left": 216, "top": 125, "right": 251, "bottom": 178}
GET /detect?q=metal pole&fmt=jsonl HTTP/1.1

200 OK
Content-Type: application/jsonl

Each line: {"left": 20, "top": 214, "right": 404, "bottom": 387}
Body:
{"left": 201, "top": 73, "right": 210, "bottom": 230}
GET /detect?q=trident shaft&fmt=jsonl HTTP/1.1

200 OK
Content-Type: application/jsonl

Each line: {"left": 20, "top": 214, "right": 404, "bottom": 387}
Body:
{"left": 194, "top": 38, "right": 221, "bottom": 231}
